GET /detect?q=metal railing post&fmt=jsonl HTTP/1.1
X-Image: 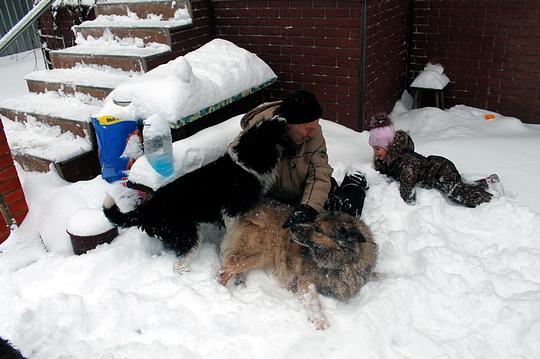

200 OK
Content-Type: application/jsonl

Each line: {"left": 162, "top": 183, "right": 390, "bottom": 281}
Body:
{"left": 0, "top": 0, "right": 54, "bottom": 55}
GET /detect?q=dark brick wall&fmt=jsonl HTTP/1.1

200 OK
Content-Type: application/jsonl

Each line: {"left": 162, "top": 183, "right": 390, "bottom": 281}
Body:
{"left": 211, "top": 0, "right": 365, "bottom": 130}
{"left": 410, "top": 0, "right": 540, "bottom": 124}
{"left": 0, "top": 122, "right": 28, "bottom": 244}
{"left": 365, "top": 0, "right": 410, "bottom": 126}
{"left": 38, "top": 5, "right": 95, "bottom": 50}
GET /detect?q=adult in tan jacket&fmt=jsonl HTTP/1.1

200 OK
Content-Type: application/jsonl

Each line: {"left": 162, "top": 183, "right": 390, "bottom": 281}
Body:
{"left": 240, "top": 90, "right": 367, "bottom": 227}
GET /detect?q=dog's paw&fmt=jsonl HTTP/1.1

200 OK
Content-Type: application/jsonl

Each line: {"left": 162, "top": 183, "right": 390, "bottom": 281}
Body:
{"left": 217, "top": 268, "right": 232, "bottom": 286}
{"left": 309, "top": 315, "right": 329, "bottom": 330}
{"left": 103, "top": 193, "right": 115, "bottom": 209}
{"left": 173, "top": 259, "right": 192, "bottom": 274}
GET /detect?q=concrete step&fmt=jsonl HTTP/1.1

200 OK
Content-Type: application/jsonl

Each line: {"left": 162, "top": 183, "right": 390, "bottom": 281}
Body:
{"left": 1, "top": 114, "right": 100, "bottom": 181}
{"left": 95, "top": 0, "right": 190, "bottom": 20}
{"left": 25, "top": 65, "right": 139, "bottom": 99}
{"left": 0, "top": 92, "right": 101, "bottom": 139}
{"left": 74, "top": 11, "right": 192, "bottom": 45}
{"left": 49, "top": 38, "right": 171, "bottom": 72}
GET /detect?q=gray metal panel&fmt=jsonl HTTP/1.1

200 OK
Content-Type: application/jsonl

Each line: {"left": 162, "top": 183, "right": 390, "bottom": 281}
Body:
{"left": 0, "top": 0, "right": 40, "bottom": 56}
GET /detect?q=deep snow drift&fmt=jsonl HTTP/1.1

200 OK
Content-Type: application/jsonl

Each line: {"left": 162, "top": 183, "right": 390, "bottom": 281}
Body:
{"left": 0, "top": 104, "right": 539, "bottom": 359}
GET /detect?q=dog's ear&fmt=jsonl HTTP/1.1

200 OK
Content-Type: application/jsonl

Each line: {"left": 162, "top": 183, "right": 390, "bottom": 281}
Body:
{"left": 255, "top": 115, "right": 287, "bottom": 138}
{"left": 335, "top": 226, "right": 366, "bottom": 249}
{"left": 230, "top": 116, "right": 286, "bottom": 175}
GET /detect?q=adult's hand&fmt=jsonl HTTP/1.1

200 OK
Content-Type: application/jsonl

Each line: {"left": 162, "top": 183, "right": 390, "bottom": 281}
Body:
{"left": 283, "top": 204, "right": 318, "bottom": 228}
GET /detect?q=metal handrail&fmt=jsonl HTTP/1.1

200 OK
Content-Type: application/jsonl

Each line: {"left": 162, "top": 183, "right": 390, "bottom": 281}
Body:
{"left": 0, "top": 0, "right": 54, "bottom": 55}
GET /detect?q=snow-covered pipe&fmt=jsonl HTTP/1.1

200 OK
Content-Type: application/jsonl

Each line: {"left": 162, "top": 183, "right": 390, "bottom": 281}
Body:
{"left": 0, "top": 0, "right": 55, "bottom": 55}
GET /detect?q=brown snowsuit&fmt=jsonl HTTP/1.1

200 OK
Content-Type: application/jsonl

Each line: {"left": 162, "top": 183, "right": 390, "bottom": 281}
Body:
{"left": 240, "top": 101, "right": 333, "bottom": 213}
{"left": 374, "top": 130, "right": 492, "bottom": 207}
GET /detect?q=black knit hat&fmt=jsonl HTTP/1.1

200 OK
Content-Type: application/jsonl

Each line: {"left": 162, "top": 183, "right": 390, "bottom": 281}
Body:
{"left": 277, "top": 90, "right": 323, "bottom": 124}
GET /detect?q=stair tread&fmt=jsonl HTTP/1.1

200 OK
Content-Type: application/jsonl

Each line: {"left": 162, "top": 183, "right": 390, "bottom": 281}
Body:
{"left": 25, "top": 65, "right": 140, "bottom": 89}
{"left": 1, "top": 92, "right": 102, "bottom": 123}
{"left": 77, "top": 13, "right": 192, "bottom": 29}
{"left": 1, "top": 116, "right": 93, "bottom": 162}
{"left": 51, "top": 34, "right": 171, "bottom": 57}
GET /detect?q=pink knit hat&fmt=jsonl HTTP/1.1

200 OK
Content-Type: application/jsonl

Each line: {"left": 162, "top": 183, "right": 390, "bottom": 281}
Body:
{"left": 368, "top": 113, "right": 395, "bottom": 150}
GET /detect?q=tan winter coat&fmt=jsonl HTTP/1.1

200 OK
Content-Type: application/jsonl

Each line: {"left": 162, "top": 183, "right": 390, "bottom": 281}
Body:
{"left": 239, "top": 101, "right": 333, "bottom": 212}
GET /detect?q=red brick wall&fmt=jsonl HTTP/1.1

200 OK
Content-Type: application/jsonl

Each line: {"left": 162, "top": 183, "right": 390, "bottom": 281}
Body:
{"left": 147, "top": 0, "right": 215, "bottom": 69}
{"left": 0, "top": 122, "right": 28, "bottom": 244}
{"left": 211, "top": 0, "right": 364, "bottom": 130}
{"left": 364, "top": 0, "right": 410, "bottom": 126}
{"left": 410, "top": 0, "right": 540, "bottom": 124}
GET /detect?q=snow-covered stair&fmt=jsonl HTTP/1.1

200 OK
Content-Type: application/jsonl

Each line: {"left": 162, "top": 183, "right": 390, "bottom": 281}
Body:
{"left": 95, "top": 0, "right": 189, "bottom": 20}
{"left": 74, "top": 9, "right": 192, "bottom": 46}
{"left": 50, "top": 32, "right": 172, "bottom": 72}
{"left": 0, "top": 0, "right": 193, "bottom": 181}
{"left": 25, "top": 65, "right": 140, "bottom": 100}
{"left": 0, "top": 92, "right": 100, "bottom": 139}
{"left": 0, "top": 93, "right": 102, "bottom": 180}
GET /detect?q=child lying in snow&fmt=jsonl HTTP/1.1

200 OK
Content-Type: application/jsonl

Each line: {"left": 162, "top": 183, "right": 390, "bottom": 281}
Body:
{"left": 368, "top": 113, "right": 499, "bottom": 208}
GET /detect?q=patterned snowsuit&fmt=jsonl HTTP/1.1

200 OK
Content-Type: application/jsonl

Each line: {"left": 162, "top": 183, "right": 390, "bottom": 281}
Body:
{"left": 374, "top": 130, "right": 492, "bottom": 207}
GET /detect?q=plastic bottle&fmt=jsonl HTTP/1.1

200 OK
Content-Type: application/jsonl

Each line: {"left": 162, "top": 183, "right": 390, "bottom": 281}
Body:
{"left": 143, "top": 114, "right": 174, "bottom": 177}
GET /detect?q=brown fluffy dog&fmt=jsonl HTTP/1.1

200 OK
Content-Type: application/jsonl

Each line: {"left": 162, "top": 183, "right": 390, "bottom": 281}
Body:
{"left": 218, "top": 200, "right": 377, "bottom": 329}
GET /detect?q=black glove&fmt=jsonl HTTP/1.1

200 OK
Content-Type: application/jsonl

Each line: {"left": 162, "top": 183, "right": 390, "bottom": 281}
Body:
{"left": 283, "top": 204, "right": 318, "bottom": 228}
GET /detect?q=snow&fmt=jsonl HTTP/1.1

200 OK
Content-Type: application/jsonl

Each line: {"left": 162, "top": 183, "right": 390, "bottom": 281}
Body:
{"left": 1, "top": 49, "right": 540, "bottom": 359}
{"left": 66, "top": 208, "right": 115, "bottom": 236}
{"left": 25, "top": 64, "right": 140, "bottom": 89}
{"left": 129, "top": 115, "right": 241, "bottom": 190}
{"left": 1, "top": 116, "right": 92, "bottom": 162}
{"left": 0, "top": 49, "right": 45, "bottom": 102}
{"left": 0, "top": 91, "right": 102, "bottom": 122}
{"left": 97, "top": 38, "right": 277, "bottom": 124}
{"left": 52, "top": 0, "right": 96, "bottom": 8}
{"left": 77, "top": 9, "right": 192, "bottom": 28}
{"left": 52, "top": 30, "right": 171, "bottom": 57}
{"left": 410, "top": 63, "right": 450, "bottom": 90}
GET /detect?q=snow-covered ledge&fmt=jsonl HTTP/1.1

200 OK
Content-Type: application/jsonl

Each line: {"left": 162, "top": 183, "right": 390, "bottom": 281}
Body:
{"left": 112, "top": 39, "right": 277, "bottom": 191}
{"left": 128, "top": 114, "right": 242, "bottom": 191}
{"left": 94, "top": 39, "right": 277, "bottom": 128}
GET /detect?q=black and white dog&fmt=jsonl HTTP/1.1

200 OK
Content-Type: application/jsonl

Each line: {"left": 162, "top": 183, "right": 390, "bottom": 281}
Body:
{"left": 0, "top": 337, "right": 26, "bottom": 359}
{"left": 103, "top": 116, "right": 286, "bottom": 260}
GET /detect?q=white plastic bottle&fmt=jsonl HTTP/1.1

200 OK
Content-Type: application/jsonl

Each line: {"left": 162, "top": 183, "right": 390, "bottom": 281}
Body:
{"left": 143, "top": 114, "right": 174, "bottom": 177}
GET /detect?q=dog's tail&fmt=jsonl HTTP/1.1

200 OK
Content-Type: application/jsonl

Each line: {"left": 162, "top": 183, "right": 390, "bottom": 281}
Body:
{"left": 103, "top": 193, "right": 141, "bottom": 228}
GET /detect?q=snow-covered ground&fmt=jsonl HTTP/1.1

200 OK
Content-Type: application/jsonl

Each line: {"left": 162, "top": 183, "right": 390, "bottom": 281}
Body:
{"left": 0, "top": 49, "right": 45, "bottom": 102}
{"left": 1, "top": 49, "right": 540, "bottom": 359}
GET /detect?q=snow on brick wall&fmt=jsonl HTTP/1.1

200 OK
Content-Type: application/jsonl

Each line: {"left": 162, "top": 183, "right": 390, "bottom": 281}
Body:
{"left": 410, "top": 0, "right": 540, "bottom": 124}
{"left": 0, "top": 122, "right": 28, "bottom": 244}
{"left": 212, "top": 0, "right": 365, "bottom": 130}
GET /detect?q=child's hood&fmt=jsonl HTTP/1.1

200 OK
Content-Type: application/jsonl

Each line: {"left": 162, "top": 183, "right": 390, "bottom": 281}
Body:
{"left": 386, "top": 130, "right": 415, "bottom": 162}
